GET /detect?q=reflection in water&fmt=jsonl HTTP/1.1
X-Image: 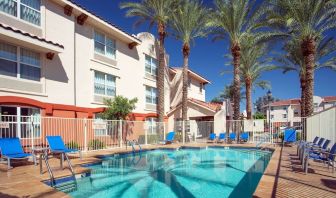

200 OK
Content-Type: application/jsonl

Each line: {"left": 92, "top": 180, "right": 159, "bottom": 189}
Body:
{"left": 69, "top": 149, "right": 272, "bottom": 198}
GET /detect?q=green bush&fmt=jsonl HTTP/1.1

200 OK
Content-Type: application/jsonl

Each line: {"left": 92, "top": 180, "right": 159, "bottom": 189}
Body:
{"left": 88, "top": 139, "right": 106, "bottom": 150}
{"left": 66, "top": 141, "right": 79, "bottom": 149}
{"left": 296, "top": 132, "right": 301, "bottom": 141}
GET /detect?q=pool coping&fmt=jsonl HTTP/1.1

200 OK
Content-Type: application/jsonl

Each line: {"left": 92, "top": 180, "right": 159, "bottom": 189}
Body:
{"left": 253, "top": 145, "right": 280, "bottom": 197}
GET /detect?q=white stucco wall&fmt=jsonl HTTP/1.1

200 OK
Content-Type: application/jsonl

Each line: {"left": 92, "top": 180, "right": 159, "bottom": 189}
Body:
{"left": 0, "top": 1, "right": 176, "bottom": 115}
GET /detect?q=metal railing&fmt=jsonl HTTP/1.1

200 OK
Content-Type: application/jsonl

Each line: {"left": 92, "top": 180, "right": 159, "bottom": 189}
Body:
{"left": 0, "top": 115, "right": 308, "bottom": 152}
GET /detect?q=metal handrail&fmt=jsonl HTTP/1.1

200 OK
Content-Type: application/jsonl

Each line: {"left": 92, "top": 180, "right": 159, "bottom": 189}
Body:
{"left": 126, "top": 139, "right": 141, "bottom": 153}
{"left": 42, "top": 151, "right": 56, "bottom": 186}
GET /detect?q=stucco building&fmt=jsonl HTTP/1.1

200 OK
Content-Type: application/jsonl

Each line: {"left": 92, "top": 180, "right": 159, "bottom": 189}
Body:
{"left": 0, "top": 0, "right": 224, "bottom": 126}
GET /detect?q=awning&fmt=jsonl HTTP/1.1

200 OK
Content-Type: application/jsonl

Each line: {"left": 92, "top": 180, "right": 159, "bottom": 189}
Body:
{"left": 0, "top": 23, "right": 64, "bottom": 53}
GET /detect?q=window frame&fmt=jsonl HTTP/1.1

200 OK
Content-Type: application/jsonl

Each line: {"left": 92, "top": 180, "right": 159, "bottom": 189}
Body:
{"left": 145, "top": 55, "right": 157, "bottom": 76}
{"left": 0, "top": 0, "right": 41, "bottom": 26}
{"left": 145, "top": 86, "right": 157, "bottom": 105}
{"left": 94, "top": 71, "right": 116, "bottom": 97}
{"left": 94, "top": 30, "right": 117, "bottom": 60}
{"left": 0, "top": 42, "right": 41, "bottom": 81}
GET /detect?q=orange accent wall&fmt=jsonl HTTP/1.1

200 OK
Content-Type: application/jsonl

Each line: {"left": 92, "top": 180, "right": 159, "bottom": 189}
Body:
{"left": 0, "top": 96, "right": 104, "bottom": 118}
{"left": 0, "top": 96, "right": 168, "bottom": 121}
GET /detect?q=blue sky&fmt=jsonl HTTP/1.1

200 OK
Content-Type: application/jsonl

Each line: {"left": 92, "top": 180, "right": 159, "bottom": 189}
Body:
{"left": 73, "top": 0, "right": 336, "bottom": 109}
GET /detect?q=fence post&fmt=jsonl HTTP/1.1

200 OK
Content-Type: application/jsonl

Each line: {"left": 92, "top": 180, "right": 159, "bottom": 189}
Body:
{"left": 145, "top": 121, "right": 148, "bottom": 145}
{"left": 163, "top": 122, "right": 166, "bottom": 143}
{"left": 30, "top": 115, "right": 34, "bottom": 150}
{"left": 84, "top": 118, "right": 88, "bottom": 152}
{"left": 182, "top": 120, "right": 185, "bottom": 144}
{"left": 119, "top": 120, "right": 123, "bottom": 148}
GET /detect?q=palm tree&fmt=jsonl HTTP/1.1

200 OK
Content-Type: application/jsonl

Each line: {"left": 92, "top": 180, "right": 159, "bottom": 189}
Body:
{"left": 266, "top": 0, "right": 336, "bottom": 116}
{"left": 212, "top": 0, "right": 257, "bottom": 120}
{"left": 240, "top": 36, "right": 275, "bottom": 119}
{"left": 277, "top": 37, "right": 336, "bottom": 117}
{"left": 120, "top": 0, "right": 178, "bottom": 121}
{"left": 170, "top": 0, "right": 210, "bottom": 120}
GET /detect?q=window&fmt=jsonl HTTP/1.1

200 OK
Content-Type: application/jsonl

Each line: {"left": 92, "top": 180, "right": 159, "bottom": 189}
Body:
{"left": 0, "top": 42, "right": 41, "bottom": 81}
{"left": 294, "top": 110, "right": 299, "bottom": 117}
{"left": 146, "top": 86, "right": 157, "bottom": 104}
{"left": 94, "top": 31, "right": 116, "bottom": 59}
{"left": 0, "top": 0, "right": 41, "bottom": 26}
{"left": 270, "top": 115, "right": 274, "bottom": 119}
{"left": 146, "top": 117, "right": 157, "bottom": 134}
{"left": 199, "top": 83, "right": 203, "bottom": 93}
{"left": 94, "top": 71, "right": 116, "bottom": 97}
{"left": 283, "top": 114, "right": 287, "bottom": 119}
{"left": 0, "top": 106, "right": 41, "bottom": 138}
{"left": 282, "top": 106, "right": 287, "bottom": 110}
{"left": 188, "top": 79, "right": 191, "bottom": 88}
{"left": 270, "top": 107, "right": 274, "bottom": 111}
{"left": 145, "top": 55, "right": 157, "bottom": 76}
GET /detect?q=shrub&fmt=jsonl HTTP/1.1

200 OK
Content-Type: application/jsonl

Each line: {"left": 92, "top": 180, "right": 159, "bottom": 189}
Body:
{"left": 66, "top": 141, "right": 79, "bottom": 149}
{"left": 88, "top": 139, "right": 106, "bottom": 150}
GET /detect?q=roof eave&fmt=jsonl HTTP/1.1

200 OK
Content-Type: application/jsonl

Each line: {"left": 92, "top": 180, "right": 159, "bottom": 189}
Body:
{"left": 58, "top": 0, "right": 141, "bottom": 45}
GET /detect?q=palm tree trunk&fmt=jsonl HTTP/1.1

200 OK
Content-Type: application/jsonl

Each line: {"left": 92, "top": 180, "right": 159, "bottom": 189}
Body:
{"left": 300, "top": 73, "right": 306, "bottom": 141}
{"left": 245, "top": 77, "right": 252, "bottom": 120}
{"left": 231, "top": 43, "right": 241, "bottom": 142}
{"left": 157, "top": 22, "right": 166, "bottom": 122}
{"left": 301, "top": 38, "right": 316, "bottom": 117}
{"left": 231, "top": 43, "right": 241, "bottom": 120}
{"left": 182, "top": 43, "right": 190, "bottom": 121}
{"left": 300, "top": 73, "right": 306, "bottom": 118}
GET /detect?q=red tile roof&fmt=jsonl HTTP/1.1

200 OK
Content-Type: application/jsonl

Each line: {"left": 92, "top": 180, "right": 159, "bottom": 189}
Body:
{"left": 269, "top": 99, "right": 301, "bottom": 107}
{"left": 323, "top": 96, "right": 336, "bottom": 102}
{"left": 0, "top": 23, "right": 64, "bottom": 49}
{"left": 189, "top": 98, "right": 222, "bottom": 111}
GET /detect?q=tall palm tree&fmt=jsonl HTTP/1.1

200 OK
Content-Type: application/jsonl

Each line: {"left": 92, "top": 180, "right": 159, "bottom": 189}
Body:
{"left": 240, "top": 36, "right": 275, "bottom": 119}
{"left": 120, "top": 0, "right": 178, "bottom": 121}
{"left": 266, "top": 0, "right": 336, "bottom": 116}
{"left": 277, "top": 37, "right": 336, "bottom": 117}
{"left": 211, "top": 0, "right": 275, "bottom": 120}
{"left": 170, "top": 0, "right": 210, "bottom": 120}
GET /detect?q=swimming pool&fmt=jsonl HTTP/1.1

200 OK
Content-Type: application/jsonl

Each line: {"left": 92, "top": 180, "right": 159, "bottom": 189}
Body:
{"left": 64, "top": 147, "right": 272, "bottom": 198}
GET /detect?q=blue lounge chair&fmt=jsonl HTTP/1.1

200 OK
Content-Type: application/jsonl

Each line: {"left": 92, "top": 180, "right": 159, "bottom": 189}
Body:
{"left": 208, "top": 133, "right": 217, "bottom": 143}
{"left": 240, "top": 132, "right": 249, "bottom": 142}
{"left": 46, "top": 136, "right": 82, "bottom": 159}
{"left": 311, "top": 139, "right": 330, "bottom": 154}
{"left": 229, "top": 133, "right": 236, "bottom": 142}
{"left": 305, "top": 143, "right": 336, "bottom": 173}
{"left": 163, "top": 132, "right": 175, "bottom": 144}
{"left": 217, "top": 133, "right": 226, "bottom": 143}
{"left": 283, "top": 129, "right": 296, "bottom": 144}
{"left": 0, "top": 138, "right": 32, "bottom": 169}
{"left": 313, "top": 138, "right": 325, "bottom": 147}
{"left": 311, "top": 136, "right": 319, "bottom": 145}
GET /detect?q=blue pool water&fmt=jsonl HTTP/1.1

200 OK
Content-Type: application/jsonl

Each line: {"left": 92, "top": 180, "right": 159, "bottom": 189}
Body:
{"left": 66, "top": 147, "right": 272, "bottom": 198}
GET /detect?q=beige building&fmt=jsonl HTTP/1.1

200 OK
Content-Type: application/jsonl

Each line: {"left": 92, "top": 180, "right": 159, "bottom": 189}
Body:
{"left": 265, "top": 96, "right": 336, "bottom": 123}
{"left": 0, "top": 0, "right": 222, "bottom": 126}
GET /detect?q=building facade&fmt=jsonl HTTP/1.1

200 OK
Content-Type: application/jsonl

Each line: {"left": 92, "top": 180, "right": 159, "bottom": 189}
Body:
{"left": 264, "top": 96, "right": 336, "bottom": 123}
{"left": 0, "top": 0, "right": 219, "bottom": 124}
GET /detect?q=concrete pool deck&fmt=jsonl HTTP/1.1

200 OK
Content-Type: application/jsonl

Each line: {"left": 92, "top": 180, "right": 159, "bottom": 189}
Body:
{"left": 0, "top": 143, "right": 335, "bottom": 198}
